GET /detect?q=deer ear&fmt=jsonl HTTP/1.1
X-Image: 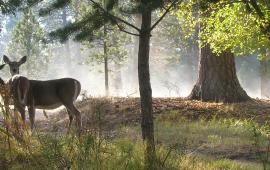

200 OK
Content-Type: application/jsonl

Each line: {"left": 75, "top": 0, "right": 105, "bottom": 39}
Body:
{"left": 0, "top": 64, "right": 5, "bottom": 70}
{"left": 3, "top": 55, "right": 10, "bottom": 64}
{"left": 19, "top": 56, "right": 27, "bottom": 65}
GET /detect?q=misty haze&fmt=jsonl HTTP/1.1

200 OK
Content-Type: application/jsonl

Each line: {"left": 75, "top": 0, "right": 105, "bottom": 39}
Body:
{"left": 0, "top": 1, "right": 270, "bottom": 170}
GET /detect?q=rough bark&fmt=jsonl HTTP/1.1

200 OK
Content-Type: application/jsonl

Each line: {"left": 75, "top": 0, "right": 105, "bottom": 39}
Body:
{"left": 138, "top": 8, "right": 156, "bottom": 170}
{"left": 188, "top": 45, "right": 251, "bottom": 103}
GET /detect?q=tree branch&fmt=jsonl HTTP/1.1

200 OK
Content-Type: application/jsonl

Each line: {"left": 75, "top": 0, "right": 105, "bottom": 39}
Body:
{"left": 249, "top": 0, "right": 264, "bottom": 18}
{"left": 88, "top": 0, "right": 141, "bottom": 33}
{"left": 115, "top": 22, "right": 140, "bottom": 36}
{"left": 150, "top": 0, "right": 182, "bottom": 32}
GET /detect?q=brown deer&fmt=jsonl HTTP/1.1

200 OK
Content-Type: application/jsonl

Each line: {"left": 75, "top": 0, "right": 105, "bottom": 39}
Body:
{"left": 0, "top": 64, "right": 29, "bottom": 126}
{"left": 3, "top": 55, "right": 82, "bottom": 132}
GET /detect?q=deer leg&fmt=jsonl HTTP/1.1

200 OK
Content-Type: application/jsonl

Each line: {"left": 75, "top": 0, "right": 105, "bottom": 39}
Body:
{"left": 14, "top": 103, "right": 26, "bottom": 128}
{"left": 73, "top": 105, "right": 81, "bottom": 132}
{"left": 65, "top": 108, "right": 73, "bottom": 133}
{"left": 64, "top": 103, "right": 81, "bottom": 134}
{"left": 28, "top": 106, "right": 35, "bottom": 130}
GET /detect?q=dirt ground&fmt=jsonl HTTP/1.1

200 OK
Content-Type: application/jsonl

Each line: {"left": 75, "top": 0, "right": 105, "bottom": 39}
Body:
{"left": 2, "top": 97, "right": 270, "bottom": 165}
{"left": 35, "top": 97, "right": 270, "bottom": 133}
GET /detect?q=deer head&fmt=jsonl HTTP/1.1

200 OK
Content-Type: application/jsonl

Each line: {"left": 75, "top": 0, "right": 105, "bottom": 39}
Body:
{"left": 3, "top": 55, "right": 27, "bottom": 76}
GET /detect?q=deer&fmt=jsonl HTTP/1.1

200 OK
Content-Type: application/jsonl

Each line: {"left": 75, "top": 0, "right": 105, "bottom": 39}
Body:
{"left": 3, "top": 55, "right": 82, "bottom": 132}
{"left": 0, "top": 64, "right": 29, "bottom": 130}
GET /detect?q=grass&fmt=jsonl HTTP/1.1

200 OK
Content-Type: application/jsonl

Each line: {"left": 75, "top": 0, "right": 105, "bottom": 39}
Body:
{"left": 1, "top": 98, "right": 270, "bottom": 169}
{"left": 119, "top": 110, "right": 270, "bottom": 169}
{"left": 0, "top": 130, "right": 261, "bottom": 170}
{"left": 155, "top": 117, "right": 255, "bottom": 150}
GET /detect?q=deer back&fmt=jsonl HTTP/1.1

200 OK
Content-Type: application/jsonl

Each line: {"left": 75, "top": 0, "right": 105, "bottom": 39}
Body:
{"left": 28, "top": 78, "right": 81, "bottom": 109}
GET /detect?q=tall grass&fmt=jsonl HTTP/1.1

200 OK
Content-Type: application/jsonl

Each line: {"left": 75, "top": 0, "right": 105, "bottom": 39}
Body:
{"left": 0, "top": 131, "right": 260, "bottom": 170}
{"left": 0, "top": 102, "right": 265, "bottom": 169}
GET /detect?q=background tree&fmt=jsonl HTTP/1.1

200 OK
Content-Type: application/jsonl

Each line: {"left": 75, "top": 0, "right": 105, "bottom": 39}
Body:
{"left": 175, "top": 1, "right": 262, "bottom": 102}
{"left": 196, "top": 0, "right": 270, "bottom": 101}
{"left": 151, "top": 12, "right": 199, "bottom": 96}
{"left": 82, "top": 28, "right": 130, "bottom": 96}
{"left": 7, "top": 8, "right": 49, "bottom": 79}
{"left": 77, "top": 0, "right": 130, "bottom": 96}
{"left": 35, "top": 0, "right": 78, "bottom": 78}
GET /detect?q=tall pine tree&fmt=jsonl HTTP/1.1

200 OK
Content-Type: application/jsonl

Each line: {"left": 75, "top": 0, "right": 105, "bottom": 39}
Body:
{"left": 77, "top": 0, "right": 130, "bottom": 96}
{"left": 38, "top": 0, "right": 181, "bottom": 169}
{"left": 7, "top": 8, "right": 49, "bottom": 78}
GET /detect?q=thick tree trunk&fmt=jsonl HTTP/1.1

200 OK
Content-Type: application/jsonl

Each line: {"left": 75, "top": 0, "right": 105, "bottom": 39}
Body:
{"left": 138, "top": 8, "right": 156, "bottom": 170}
{"left": 261, "top": 59, "right": 270, "bottom": 98}
{"left": 188, "top": 45, "right": 251, "bottom": 103}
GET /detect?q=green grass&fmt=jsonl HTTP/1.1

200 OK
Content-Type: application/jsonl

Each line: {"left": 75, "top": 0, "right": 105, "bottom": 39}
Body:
{"left": 0, "top": 131, "right": 261, "bottom": 170}
{"left": 119, "top": 110, "right": 270, "bottom": 169}
{"left": 0, "top": 108, "right": 269, "bottom": 169}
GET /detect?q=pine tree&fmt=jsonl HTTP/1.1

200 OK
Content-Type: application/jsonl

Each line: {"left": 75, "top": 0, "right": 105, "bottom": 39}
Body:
{"left": 7, "top": 8, "right": 49, "bottom": 78}
{"left": 77, "top": 0, "right": 130, "bottom": 96}
{"left": 38, "top": 0, "right": 181, "bottom": 169}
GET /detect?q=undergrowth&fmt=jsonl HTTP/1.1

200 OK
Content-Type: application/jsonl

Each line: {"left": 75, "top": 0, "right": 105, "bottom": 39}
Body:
{"left": 0, "top": 102, "right": 268, "bottom": 170}
{"left": 0, "top": 130, "right": 260, "bottom": 170}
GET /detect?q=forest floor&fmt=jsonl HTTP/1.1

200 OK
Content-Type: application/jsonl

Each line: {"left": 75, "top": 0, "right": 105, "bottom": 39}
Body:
{"left": 33, "top": 97, "right": 270, "bottom": 169}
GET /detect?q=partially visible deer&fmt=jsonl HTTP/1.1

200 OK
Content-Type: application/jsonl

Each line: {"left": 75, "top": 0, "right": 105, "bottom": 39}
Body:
{"left": 0, "top": 64, "right": 29, "bottom": 126}
{"left": 3, "top": 55, "right": 82, "bottom": 132}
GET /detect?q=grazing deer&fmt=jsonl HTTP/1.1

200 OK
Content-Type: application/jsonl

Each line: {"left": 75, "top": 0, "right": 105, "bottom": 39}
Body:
{"left": 3, "top": 55, "right": 82, "bottom": 132}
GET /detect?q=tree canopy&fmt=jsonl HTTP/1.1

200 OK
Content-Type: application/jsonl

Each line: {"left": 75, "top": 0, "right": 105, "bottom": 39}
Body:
{"left": 176, "top": 0, "right": 270, "bottom": 57}
{"left": 7, "top": 8, "right": 49, "bottom": 78}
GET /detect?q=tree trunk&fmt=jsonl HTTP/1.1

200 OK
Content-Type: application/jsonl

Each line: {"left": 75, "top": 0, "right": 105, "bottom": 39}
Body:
{"left": 138, "top": 8, "right": 156, "bottom": 170}
{"left": 261, "top": 59, "right": 270, "bottom": 98}
{"left": 188, "top": 45, "right": 251, "bottom": 103}
{"left": 103, "top": 0, "right": 109, "bottom": 96}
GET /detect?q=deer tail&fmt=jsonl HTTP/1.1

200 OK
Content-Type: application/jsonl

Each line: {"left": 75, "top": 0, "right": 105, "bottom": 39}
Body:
{"left": 73, "top": 80, "right": 81, "bottom": 101}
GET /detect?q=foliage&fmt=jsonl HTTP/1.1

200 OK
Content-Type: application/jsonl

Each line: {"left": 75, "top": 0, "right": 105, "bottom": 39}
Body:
{"left": 7, "top": 8, "right": 49, "bottom": 78}
{"left": 37, "top": 0, "right": 180, "bottom": 42}
{"left": 83, "top": 27, "right": 129, "bottom": 67}
{"left": 201, "top": 3, "right": 269, "bottom": 57}
{"left": 77, "top": 1, "right": 130, "bottom": 68}
{"left": 175, "top": 0, "right": 270, "bottom": 58}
